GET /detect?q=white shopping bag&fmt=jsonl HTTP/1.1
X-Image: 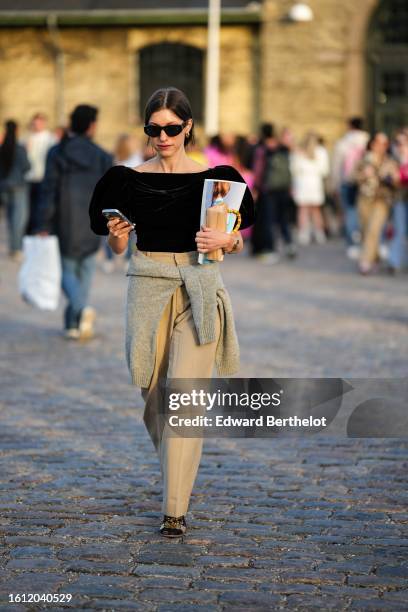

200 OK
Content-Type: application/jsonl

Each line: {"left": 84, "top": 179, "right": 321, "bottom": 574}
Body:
{"left": 18, "top": 235, "right": 62, "bottom": 310}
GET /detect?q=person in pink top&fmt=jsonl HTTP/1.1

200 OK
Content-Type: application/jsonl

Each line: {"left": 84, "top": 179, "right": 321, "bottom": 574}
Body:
{"left": 204, "top": 134, "right": 235, "bottom": 168}
{"left": 231, "top": 135, "right": 255, "bottom": 241}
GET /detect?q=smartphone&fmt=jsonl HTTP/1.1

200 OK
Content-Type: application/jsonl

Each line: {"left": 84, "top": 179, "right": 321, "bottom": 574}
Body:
{"left": 102, "top": 208, "right": 135, "bottom": 229}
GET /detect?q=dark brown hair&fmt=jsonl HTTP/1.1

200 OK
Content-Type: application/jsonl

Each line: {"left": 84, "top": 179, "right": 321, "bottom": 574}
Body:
{"left": 70, "top": 104, "right": 98, "bottom": 135}
{"left": 144, "top": 87, "right": 195, "bottom": 147}
{"left": 0, "top": 120, "right": 17, "bottom": 176}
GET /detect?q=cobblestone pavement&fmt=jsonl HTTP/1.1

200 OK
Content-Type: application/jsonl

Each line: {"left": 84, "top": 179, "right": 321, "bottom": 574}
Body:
{"left": 0, "top": 227, "right": 407, "bottom": 611}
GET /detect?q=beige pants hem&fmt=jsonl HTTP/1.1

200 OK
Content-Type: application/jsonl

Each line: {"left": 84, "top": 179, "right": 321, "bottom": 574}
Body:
{"left": 358, "top": 198, "right": 389, "bottom": 266}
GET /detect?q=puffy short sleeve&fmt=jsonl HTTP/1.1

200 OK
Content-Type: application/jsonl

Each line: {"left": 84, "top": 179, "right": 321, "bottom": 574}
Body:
{"left": 213, "top": 165, "right": 256, "bottom": 230}
{"left": 89, "top": 166, "right": 130, "bottom": 236}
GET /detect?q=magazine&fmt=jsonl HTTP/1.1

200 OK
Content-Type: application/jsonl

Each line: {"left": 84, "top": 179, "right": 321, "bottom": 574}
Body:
{"left": 198, "top": 179, "right": 247, "bottom": 264}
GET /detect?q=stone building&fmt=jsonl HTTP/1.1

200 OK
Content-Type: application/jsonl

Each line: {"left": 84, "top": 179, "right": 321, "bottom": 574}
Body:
{"left": 0, "top": 0, "right": 406, "bottom": 149}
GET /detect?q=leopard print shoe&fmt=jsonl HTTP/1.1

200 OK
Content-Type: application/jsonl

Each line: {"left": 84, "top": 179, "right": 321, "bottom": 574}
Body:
{"left": 159, "top": 515, "right": 187, "bottom": 538}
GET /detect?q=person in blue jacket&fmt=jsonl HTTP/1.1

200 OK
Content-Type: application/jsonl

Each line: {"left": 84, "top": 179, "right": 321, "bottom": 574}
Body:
{"left": 38, "top": 105, "right": 112, "bottom": 340}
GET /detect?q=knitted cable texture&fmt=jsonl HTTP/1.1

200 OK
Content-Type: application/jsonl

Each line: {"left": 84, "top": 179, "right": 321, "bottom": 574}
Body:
{"left": 125, "top": 250, "right": 240, "bottom": 387}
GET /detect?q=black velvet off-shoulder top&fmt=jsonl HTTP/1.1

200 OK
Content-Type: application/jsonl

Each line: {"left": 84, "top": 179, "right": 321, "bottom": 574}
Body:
{"left": 89, "top": 164, "right": 255, "bottom": 253}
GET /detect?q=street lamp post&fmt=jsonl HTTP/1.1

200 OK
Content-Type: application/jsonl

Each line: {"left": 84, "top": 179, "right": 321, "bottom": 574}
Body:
{"left": 205, "top": 0, "right": 221, "bottom": 137}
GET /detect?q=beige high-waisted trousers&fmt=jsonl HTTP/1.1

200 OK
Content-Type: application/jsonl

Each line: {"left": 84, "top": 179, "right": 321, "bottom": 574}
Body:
{"left": 139, "top": 250, "right": 221, "bottom": 517}
{"left": 358, "top": 197, "right": 390, "bottom": 266}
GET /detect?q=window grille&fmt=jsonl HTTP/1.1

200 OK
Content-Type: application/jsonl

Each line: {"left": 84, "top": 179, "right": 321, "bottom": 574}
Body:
{"left": 139, "top": 42, "right": 204, "bottom": 122}
{"left": 381, "top": 71, "right": 407, "bottom": 98}
{"left": 373, "top": 0, "right": 408, "bottom": 45}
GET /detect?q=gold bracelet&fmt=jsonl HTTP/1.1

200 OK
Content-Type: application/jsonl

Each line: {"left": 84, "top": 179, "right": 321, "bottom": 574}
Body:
{"left": 223, "top": 235, "right": 240, "bottom": 254}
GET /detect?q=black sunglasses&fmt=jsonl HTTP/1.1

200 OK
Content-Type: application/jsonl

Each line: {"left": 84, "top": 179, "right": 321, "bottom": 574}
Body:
{"left": 143, "top": 121, "right": 187, "bottom": 138}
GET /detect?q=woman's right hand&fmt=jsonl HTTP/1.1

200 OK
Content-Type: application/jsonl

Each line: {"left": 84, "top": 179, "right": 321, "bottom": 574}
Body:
{"left": 107, "top": 218, "right": 134, "bottom": 254}
{"left": 107, "top": 218, "right": 134, "bottom": 238}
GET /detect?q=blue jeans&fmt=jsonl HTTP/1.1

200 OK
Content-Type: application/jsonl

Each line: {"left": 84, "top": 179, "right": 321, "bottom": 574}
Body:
{"left": 61, "top": 254, "right": 96, "bottom": 329}
{"left": 388, "top": 200, "right": 408, "bottom": 270}
{"left": 2, "top": 185, "right": 29, "bottom": 253}
{"left": 340, "top": 183, "right": 360, "bottom": 246}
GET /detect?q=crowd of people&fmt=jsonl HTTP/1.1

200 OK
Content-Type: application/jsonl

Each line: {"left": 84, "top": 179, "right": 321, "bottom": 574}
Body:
{"left": 0, "top": 106, "right": 407, "bottom": 338}
{"left": 331, "top": 119, "right": 408, "bottom": 275}
{"left": 200, "top": 118, "right": 408, "bottom": 276}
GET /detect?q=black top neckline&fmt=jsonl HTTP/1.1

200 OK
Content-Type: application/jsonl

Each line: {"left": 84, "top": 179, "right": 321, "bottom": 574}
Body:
{"left": 122, "top": 165, "right": 222, "bottom": 176}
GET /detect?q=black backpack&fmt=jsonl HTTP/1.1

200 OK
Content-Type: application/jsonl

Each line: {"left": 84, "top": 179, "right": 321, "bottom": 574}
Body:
{"left": 264, "top": 147, "right": 292, "bottom": 191}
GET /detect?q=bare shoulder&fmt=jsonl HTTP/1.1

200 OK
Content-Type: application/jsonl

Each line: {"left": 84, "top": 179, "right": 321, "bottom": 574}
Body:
{"left": 132, "top": 160, "right": 157, "bottom": 173}
{"left": 186, "top": 159, "right": 210, "bottom": 172}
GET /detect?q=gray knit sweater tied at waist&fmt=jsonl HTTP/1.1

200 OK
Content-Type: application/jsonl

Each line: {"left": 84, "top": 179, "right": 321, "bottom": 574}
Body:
{"left": 125, "top": 250, "right": 240, "bottom": 388}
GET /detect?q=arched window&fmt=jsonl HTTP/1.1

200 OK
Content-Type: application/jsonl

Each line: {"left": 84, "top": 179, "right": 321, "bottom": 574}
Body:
{"left": 367, "top": 0, "right": 408, "bottom": 133}
{"left": 370, "top": 0, "right": 408, "bottom": 45}
{"left": 139, "top": 42, "right": 204, "bottom": 122}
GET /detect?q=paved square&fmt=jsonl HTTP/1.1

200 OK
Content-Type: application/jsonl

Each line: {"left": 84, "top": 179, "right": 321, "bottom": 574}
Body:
{"left": 0, "top": 229, "right": 407, "bottom": 610}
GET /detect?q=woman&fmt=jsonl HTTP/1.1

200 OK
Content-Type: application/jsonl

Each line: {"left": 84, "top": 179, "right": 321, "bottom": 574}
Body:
{"left": 291, "top": 131, "right": 329, "bottom": 245}
{"left": 204, "top": 133, "right": 235, "bottom": 168}
{"left": 103, "top": 134, "right": 143, "bottom": 272}
{"left": 206, "top": 181, "right": 231, "bottom": 261}
{"left": 114, "top": 133, "right": 143, "bottom": 168}
{"left": 0, "top": 120, "right": 31, "bottom": 260}
{"left": 89, "top": 87, "right": 255, "bottom": 537}
{"left": 388, "top": 130, "right": 408, "bottom": 272}
{"left": 232, "top": 135, "right": 255, "bottom": 242}
{"left": 354, "top": 132, "right": 400, "bottom": 275}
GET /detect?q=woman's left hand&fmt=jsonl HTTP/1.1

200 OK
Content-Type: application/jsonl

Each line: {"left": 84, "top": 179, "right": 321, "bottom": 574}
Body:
{"left": 195, "top": 226, "right": 232, "bottom": 253}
